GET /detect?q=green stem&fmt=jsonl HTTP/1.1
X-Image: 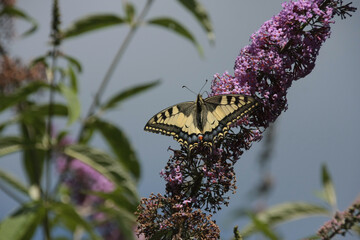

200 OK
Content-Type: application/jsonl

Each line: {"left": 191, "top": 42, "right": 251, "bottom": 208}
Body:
{"left": 43, "top": 0, "right": 61, "bottom": 239}
{"left": 46, "top": 45, "right": 59, "bottom": 196}
{"left": 77, "top": 0, "right": 154, "bottom": 141}
{"left": 43, "top": 44, "right": 57, "bottom": 240}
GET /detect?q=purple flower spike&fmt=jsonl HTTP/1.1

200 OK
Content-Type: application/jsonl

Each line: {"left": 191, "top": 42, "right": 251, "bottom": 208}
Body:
{"left": 214, "top": 0, "right": 340, "bottom": 127}
{"left": 137, "top": 1, "right": 357, "bottom": 239}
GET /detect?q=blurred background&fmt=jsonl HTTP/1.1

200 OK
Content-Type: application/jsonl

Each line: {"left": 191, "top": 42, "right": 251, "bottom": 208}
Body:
{"left": 1, "top": 0, "right": 359, "bottom": 239}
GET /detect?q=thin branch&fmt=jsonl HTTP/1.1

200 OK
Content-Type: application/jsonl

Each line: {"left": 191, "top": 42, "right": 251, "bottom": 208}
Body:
{"left": 43, "top": 0, "right": 61, "bottom": 239}
{"left": 77, "top": 0, "right": 155, "bottom": 141}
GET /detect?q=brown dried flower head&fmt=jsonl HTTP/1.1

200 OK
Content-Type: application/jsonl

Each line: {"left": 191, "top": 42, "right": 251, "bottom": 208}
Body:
{"left": 0, "top": 56, "right": 46, "bottom": 94}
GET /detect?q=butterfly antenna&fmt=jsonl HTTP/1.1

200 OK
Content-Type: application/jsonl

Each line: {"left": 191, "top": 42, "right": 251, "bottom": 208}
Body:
{"left": 182, "top": 85, "right": 197, "bottom": 96}
{"left": 203, "top": 90, "right": 210, "bottom": 97}
{"left": 199, "top": 79, "right": 208, "bottom": 94}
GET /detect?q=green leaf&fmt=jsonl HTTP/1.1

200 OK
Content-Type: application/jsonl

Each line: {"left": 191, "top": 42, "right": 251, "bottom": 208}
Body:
{"left": 62, "top": 14, "right": 125, "bottom": 39}
{"left": 21, "top": 103, "right": 68, "bottom": 121}
{"left": 249, "top": 213, "right": 280, "bottom": 240}
{"left": 0, "top": 169, "right": 28, "bottom": 196}
{"left": 0, "top": 136, "right": 23, "bottom": 157}
{"left": 19, "top": 115, "right": 47, "bottom": 185}
{"left": 0, "top": 81, "right": 49, "bottom": 113}
{"left": 94, "top": 186, "right": 139, "bottom": 213}
{"left": 79, "top": 121, "right": 96, "bottom": 144}
{"left": 101, "top": 80, "right": 160, "bottom": 111}
{"left": 58, "top": 83, "right": 81, "bottom": 126}
{"left": 233, "top": 226, "right": 243, "bottom": 240}
{"left": 0, "top": 6, "right": 38, "bottom": 37}
{"left": 50, "top": 201, "right": 100, "bottom": 240}
{"left": 61, "top": 54, "right": 82, "bottom": 72}
{"left": 0, "top": 103, "right": 68, "bottom": 134}
{"left": 240, "top": 202, "right": 330, "bottom": 237}
{"left": 147, "top": 17, "right": 203, "bottom": 56}
{"left": 176, "top": 0, "right": 215, "bottom": 43}
{"left": 30, "top": 55, "right": 49, "bottom": 68}
{"left": 93, "top": 119, "right": 140, "bottom": 180}
{"left": 0, "top": 203, "right": 45, "bottom": 240}
{"left": 124, "top": 2, "right": 136, "bottom": 24}
{"left": 68, "top": 66, "right": 78, "bottom": 93}
{"left": 320, "top": 164, "right": 337, "bottom": 208}
{"left": 63, "top": 144, "right": 138, "bottom": 197}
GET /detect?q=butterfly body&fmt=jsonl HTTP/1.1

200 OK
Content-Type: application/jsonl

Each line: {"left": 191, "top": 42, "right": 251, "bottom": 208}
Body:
{"left": 145, "top": 94, "right": 259, "bottom": 151}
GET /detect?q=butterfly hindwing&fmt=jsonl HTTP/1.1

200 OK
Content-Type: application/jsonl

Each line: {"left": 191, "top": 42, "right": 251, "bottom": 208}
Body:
{"left": 144, "top": 94, "right": 259, "bottom": 150}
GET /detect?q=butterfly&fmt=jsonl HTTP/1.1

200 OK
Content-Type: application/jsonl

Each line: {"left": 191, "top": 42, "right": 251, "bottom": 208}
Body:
{"left": 144, "top": 94, "right": 259, "bottom": 151}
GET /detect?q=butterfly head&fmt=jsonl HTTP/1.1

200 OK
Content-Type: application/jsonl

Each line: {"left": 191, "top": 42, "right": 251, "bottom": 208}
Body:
{"left": 196, "top": 94, "right": 204, "bottom": 104}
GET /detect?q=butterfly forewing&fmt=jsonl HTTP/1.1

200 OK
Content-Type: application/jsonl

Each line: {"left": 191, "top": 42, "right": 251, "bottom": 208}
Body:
{"left": 144, "top": 101, "right": 195, "bottom": 136}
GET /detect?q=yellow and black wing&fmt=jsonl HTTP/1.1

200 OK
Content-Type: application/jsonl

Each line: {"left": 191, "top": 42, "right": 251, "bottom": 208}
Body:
{"left": 144, "top": 101, "right": 197, "bottom": 139}
{"left": 144, "top": 94, "right": 259, "bottom": 150}
{"left": 200, "top": 94, "right": 259, "bottom": 145}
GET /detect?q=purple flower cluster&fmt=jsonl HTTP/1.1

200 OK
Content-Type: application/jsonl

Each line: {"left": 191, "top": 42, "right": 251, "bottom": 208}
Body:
{"left": 317, "top": 197, "right": 360, "bottom": 239}
{"left": 55, "top": 136, "right": 125, "bottom": 240}
{"left": 137, "top": 193, "right": 220, "bottom": 239}
{"left": 157, "top": 147, "right": 241, "bottom": 213}
{"left": 211, "top": 72, "right": 252, "bottom": 96}
{"left": 137, "top": 0, "right": 356, "bottom": 239}
{"left": 56, "top": 156, "right": 114, "bottom": 205}
{"left": 56, "top": 135, "right": 114, "bottom": 205}
{"left": 213, "top": 0, "right": 335, "bottom": 125}
{"left": 160, "top": 162, "right": 183, "bottom": 189}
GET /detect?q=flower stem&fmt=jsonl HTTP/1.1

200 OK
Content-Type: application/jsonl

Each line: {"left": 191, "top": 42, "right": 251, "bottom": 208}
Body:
{"left": 43, "top": 1, "right": 61, "bottom": 239}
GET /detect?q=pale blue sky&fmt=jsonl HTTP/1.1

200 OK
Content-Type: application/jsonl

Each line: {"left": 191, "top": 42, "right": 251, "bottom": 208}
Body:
{"left": 1, "top": 0, "right": 359, "bottom": 239}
